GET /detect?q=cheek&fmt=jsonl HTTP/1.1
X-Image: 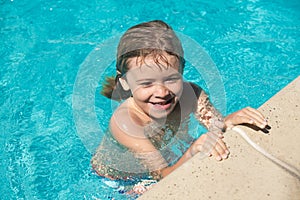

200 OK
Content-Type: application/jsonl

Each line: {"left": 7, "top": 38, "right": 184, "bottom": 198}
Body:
{"left": 167, "top": 82, "right": 183, "bottom": 97}
{"left": 132, "top": 87, "right": 152, "bottom": 101}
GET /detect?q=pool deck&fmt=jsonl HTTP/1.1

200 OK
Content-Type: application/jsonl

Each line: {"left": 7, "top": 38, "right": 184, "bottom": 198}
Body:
{"left": 138, "top": 76, "right": 300, "bottom": 200}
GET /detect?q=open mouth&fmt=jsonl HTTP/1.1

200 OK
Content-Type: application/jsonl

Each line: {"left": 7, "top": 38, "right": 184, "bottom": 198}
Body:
{"left": 150, "top": 97, "right": 174, "bottom": 110}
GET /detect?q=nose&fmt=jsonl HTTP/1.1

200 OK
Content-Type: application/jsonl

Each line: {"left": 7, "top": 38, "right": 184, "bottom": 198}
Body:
{"left": 153, "top": 84, "right": 170, "bottom": 97}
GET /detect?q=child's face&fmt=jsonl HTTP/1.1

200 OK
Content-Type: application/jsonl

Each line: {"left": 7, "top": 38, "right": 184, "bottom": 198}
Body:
{"left": 123, "top": 53, "right": 183, "bottom": 119}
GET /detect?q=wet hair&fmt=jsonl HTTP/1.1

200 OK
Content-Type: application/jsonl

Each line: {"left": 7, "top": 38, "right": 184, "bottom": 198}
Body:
{"left": 101, "top": 20, "right": 185, "bottom": 101}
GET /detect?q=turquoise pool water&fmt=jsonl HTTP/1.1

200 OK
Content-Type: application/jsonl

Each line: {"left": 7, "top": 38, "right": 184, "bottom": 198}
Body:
{"left": 1, "top": 0, "right": 299, "bottom": 199}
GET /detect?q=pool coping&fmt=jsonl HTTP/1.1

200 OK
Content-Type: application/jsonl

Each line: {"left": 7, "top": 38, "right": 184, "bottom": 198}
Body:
{"left": 138, "top": 76, "right": 300, "bottom": 200}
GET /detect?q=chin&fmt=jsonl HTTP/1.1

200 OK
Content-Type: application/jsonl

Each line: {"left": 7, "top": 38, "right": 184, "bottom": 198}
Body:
{"left": 148, "top": 106, "right": 175, "bottom": 120}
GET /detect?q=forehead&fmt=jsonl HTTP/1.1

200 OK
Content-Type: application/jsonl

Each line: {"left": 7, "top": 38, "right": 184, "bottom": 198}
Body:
{"left": 127, "top": 52, "right": 180, "bottom": 71}
{"left": 125, "top": 55, "right": 180, "bottom": 81}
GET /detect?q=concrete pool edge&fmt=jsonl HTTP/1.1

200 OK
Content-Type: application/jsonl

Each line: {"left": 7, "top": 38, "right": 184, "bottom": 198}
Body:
{"left": 138, "top": 76, "right": 300, "bottom": 200}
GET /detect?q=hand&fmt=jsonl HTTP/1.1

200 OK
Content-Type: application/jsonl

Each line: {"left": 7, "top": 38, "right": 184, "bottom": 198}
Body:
{"left": 190, "top": 134, "right": 230, "bottom": 161}
{"left": 209, "top": 138, "right": 229, "bottom": 161}
{"left": 224, "top": 107, "right": 268, "bottom": 130}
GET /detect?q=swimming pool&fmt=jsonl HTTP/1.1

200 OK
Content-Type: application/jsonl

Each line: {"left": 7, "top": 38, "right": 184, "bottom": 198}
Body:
{"left": 1, "top": 0, "right": 299, "bottom": 199}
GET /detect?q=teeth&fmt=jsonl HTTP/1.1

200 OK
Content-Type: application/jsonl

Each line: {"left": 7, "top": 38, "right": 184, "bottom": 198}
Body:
{"left": 152, "top": 102, "right": 165, "bottom": 105}
{"left": 153, "top": 98, "right": 172, "bottom": 105}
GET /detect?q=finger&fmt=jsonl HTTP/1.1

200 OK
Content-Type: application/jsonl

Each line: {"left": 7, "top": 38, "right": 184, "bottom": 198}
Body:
{"left": 210, "top": 148, "right": 222, "bottom": 161}
{"left": 211, "top": 140, "right": 229, "bottom": 161}
{"left": 246, "top": 107, "right": 267, "bottom": 123}
{"left": 234, "top": 115, "right": 264, "bottom": 129}
{"left": 246, "top": 107, "right": 266, "bottom": 120}
{"left": 216, "top": 139, "right": 230, "bottom": 158}
{"left": 242, "top": 108, "right": 268, "bottom": 128}
{"left": 243, "top": 108, "right": 264, "bottom": 121}
{"left": 217, "top": 139, "right": 230, "bottom": 154}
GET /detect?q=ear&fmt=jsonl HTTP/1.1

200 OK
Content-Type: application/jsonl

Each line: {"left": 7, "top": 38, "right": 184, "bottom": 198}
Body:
{"left": 118, "top": 77, "right": 130, "bottom": 91}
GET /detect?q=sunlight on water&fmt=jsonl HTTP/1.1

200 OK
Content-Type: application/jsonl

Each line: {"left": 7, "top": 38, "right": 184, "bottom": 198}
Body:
{"left": 1, "top": 0, "right": 299, "bottom": 199}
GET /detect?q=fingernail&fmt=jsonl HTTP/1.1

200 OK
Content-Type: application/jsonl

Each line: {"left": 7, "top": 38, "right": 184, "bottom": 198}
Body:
{"left": 222, "top": 154, "right": 228, "bottom": 159}
{"left": 216, "top": 156, "right": 222, "bottom": 161}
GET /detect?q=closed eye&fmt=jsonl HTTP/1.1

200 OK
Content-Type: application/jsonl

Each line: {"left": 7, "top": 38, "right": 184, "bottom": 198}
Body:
{"left": 140, "top": 82, "right": 152, "bottom": 85}
{"left": 137, "top": 81, "right": 154, "bottom": 87}
{"left": 165, "top": 76, "right": 181, "bottom": 83}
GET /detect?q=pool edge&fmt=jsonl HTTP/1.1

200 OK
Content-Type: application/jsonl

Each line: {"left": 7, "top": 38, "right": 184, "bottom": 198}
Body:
{"left": 138, "top": 76, "right": 300, "bottom": 200}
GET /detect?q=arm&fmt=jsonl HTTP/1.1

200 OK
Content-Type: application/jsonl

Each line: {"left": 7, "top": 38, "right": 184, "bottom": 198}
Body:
{"left": 189, "top": 83, "right": 267, "bottom": 130}
{"left": 110, "top": 105, "right": 207, "bottom": 179}
{"left": 184, "top": 83, "right": 229, "bottom": 160}
{"left": 192, "top": 85, "right": 225, "bottom": 132}
{"left": 189, "top": 83, "right": 268, "bottom": 160}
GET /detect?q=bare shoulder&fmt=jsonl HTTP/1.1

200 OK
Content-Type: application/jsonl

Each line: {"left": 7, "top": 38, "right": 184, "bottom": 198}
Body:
{"left": 109, "top": 99, "right": 155, "bottom": 152}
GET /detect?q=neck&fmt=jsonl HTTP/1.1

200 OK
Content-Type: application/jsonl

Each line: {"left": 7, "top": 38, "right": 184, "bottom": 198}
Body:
{"left": 129, "top": 97, "right": 152, "bottom": 125}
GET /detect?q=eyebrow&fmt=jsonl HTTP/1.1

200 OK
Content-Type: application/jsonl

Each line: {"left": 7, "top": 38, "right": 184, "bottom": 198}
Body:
{"left": 135, "top": 73, "right": 181, "bottom": 83}
{"left": 135, "top": 78, "right": 155, "bottom": 83}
